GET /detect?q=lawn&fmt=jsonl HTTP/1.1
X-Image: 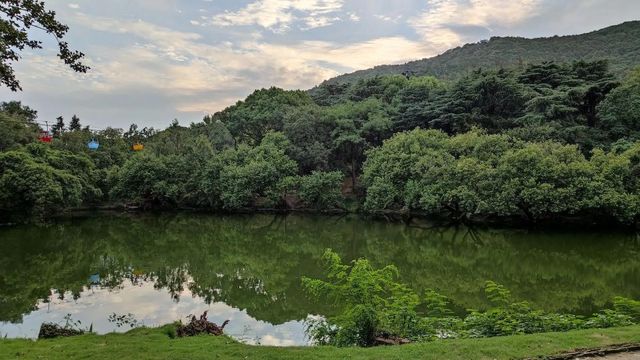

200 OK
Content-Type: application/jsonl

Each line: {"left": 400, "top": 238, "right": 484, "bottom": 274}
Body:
{"left": 2, "top": 325, "right": 640, "bottom": 359}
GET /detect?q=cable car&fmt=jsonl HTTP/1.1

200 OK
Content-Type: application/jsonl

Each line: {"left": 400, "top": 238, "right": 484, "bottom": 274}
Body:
{"left": 87, "top": 139, "right": 99, "bottom": 150}
{"left": 38, "top": 130, "right": 53, "bottom": 143}
{"left": 132, "top": 143, "right": 144, "bottom": 151}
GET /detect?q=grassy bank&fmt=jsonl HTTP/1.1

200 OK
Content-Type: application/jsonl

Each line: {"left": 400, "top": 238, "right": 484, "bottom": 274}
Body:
{"left": 2, "top": 325, "right": 640, "bottom": 360}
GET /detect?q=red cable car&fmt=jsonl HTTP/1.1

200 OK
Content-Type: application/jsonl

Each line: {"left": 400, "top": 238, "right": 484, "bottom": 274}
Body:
{"left": 38, "top": 130, "right": 53, "bottom": 143}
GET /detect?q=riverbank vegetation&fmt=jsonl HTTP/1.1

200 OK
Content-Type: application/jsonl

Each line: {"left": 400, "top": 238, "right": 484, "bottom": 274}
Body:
{"left": 1, "top": 60, "right": 640, "bottom": 225}
{"left": 2, "top": 325, "right": 640, "bottom": 360}
{"left": 302, "top": 250, "right": 640, "bottom": 347}
{"left": 2, "top": 244, "right": 640, "bottom": 358}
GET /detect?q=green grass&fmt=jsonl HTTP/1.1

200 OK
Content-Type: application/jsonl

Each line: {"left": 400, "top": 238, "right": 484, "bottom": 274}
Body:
{"left": 2, "top": 325, "right": 640, "bottom": 360}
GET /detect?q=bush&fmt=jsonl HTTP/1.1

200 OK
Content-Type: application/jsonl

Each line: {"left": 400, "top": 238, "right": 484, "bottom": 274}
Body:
{"left": 613, "top": 297, "right": 640, "bottom": 322}
{"left": 302, "top": 249, "right": 420, "bottom": 346}
{"left": 298, "top": 171, "right": 344, "bottom": 209}
{"left": 302, "top": 250, "right": 640, "bottom": 347}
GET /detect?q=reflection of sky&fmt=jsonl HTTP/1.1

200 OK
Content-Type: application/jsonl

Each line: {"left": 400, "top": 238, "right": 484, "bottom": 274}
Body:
{"left": 0, "top": 281, "right": 309, "bottom": 346}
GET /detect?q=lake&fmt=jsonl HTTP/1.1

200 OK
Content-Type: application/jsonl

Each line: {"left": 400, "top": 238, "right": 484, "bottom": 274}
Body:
{"left": 1, "top": 213, "right": 639, "bottom": 345}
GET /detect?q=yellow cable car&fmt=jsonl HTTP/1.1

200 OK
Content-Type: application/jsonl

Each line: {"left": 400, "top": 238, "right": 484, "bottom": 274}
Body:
{"left": 132, "top": 143, "right": 144, "bottom": 151}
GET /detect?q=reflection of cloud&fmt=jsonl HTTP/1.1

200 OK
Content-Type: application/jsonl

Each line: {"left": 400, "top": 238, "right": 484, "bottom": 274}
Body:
{"left": 0, "top": 281, "right": 309, "bottom": 346}
{"left": 261, "top": 334, "right": 298, "bottom": 346}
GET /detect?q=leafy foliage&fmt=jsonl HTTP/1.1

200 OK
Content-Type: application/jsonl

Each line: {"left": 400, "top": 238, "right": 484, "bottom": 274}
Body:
{"left": 298, "top": 171, "right": 344, "bottom": 209}
{"left": 2, "top": 58, "right": 640, "bottom": 225}
{"left": 0, "top": 143, "right": 100, "bottom": 220}
{"left": 213, "top": 87, "right": 314, "bottom": 145}
{"left": 363, "top": 129, "right": 640, "bottom": 223}
{"left": 302, "top": 249, "right": 420, "bottom": 346}
{"left": 598, "top": 68, "right": 640, "bottom": 141}
{"left": 0, "top": 101, "right": 39, "bottom": 151}
{"left": 0, "top": 0, "right": 88, "bottom": 91}
{"left": 302, "top": 250, "right": 640, "bottom": 347}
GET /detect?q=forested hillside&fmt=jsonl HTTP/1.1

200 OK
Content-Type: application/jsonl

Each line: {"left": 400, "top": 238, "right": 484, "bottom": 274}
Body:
{"left": 2, "top": 39, "right": 640, "bottom": 225}
{"left": 314, "top": 21, "right": 640, "bottom": 90}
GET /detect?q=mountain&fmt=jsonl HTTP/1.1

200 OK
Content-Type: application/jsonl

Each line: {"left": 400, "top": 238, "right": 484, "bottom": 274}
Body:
{"left": 316, "top": 21, "right": 640, "bottom": 87}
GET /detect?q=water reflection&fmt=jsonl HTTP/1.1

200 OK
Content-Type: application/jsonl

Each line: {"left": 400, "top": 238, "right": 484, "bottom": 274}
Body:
{"left": 0, "top": 213, "right": 638, "bottom": 344}
{"left": 0, "top": 280, "right": 307, "bottom": 345}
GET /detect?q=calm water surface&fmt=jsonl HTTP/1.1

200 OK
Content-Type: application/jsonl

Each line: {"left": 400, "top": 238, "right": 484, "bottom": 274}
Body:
{"left": 1, "top": 213, "right": 639, "bottom": 345}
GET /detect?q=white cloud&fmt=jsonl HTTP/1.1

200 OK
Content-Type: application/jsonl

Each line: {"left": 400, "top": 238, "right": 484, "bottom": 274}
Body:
{"left": 409, "top": 0, "right": 542, "bottom": 51}
{"left": 374, "top": 14, "right": 403, "bottom": 23}
{"left": 24, "top": 14, "right": 430, "bottom": 118}
{"left": 209, "top": 0, "right": 344, "bottom": 32}
{"left": 301, "top": 16, "right": 341, "bottom": 30}
{"left": 68, "top": 3, "right": 80, "bottom": 9}
{"left": 4, "top": 0, "right": 640, "bottom": 131}
{"left": 251, "top": 36, "right": 432, "bottom": 72}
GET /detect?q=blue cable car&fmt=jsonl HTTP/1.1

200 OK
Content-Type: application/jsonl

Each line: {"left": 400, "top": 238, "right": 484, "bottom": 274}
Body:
{"left": 88, "top": 139, "right": 100, "bottom": 150}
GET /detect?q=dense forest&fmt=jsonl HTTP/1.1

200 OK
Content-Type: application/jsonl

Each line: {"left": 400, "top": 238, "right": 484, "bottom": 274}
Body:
{"left": 316, "top": 21, "right": 640, "bottom": 87}
{"left": 1, "top": 57, "right": 640, "bottom": 224}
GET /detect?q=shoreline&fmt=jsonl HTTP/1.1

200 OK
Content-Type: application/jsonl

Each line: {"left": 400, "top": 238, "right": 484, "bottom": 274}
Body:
{"left": 48, "top": 205, "right": 640, "bottom": 231}
{"left": 2, "top": 324, "right": 640, "bottom": 359}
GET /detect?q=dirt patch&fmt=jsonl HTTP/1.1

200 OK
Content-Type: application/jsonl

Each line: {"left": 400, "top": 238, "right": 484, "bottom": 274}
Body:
{"left": 535, "top": 344, "right": 640, "bottom": 360}
{"left": 582, "top": 352, "right": 640, "bottom": 359}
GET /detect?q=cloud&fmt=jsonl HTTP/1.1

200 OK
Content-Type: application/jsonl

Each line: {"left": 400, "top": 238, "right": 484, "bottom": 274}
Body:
{"left": 14, "top": 0, "right": 632, "bottom": 131}
{"left": 301, "top": 16, "right": 342, "bottom": 30}
{"left": 251, "top": 36, "right": 431, "bottom": 73}
{"left": 209, "top": 0, "right": 344, "bottom": 32}
{"left": 374, "top": 14, "right": 403, "bottom": 23}
{"left": 68, "top": 3, "right": 80, "bottom": 9}
{"left": 409, "top": 0, "right": 542, "bottom": 51}
{"left": 14, "top": 13, "right": 430, "bottom": 123}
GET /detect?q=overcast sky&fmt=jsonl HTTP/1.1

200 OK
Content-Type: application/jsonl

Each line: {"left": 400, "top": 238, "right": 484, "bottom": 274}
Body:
{"left": 2, "top": 0, "right": 640, "bottom": 130}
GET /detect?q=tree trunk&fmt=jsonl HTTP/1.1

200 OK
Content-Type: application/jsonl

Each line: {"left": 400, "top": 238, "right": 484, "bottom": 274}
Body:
{"left": 351, "top": 157, "right": 357, "bottom": 190}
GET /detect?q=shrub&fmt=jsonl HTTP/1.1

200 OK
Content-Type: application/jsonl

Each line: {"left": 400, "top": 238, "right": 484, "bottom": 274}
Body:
{"left": 302, "top": 250, "right": 640, "bottom": 347}
{"left": 302, "top": 249, "right": 421, "bottom": 346}
{"left": 298, "top": 171, "right": 344, "bottom": 209}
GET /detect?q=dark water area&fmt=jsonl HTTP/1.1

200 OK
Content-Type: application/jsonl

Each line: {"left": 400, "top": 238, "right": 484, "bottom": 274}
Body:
{"left": 0, "top": 213, "right": 638, "bottom": 345}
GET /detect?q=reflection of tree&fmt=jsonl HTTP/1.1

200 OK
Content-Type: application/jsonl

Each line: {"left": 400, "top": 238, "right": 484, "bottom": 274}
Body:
{"left": 0, "top": 214, "right": 639, "bottom": 325}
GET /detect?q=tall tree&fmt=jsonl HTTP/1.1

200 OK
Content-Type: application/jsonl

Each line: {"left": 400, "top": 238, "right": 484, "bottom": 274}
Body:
{"left": 327, "top": 99, "right": 392, "bottom": 188}
{"left": 69, "top": 114, "right": 81, "bottom": 131}
{"left": 0, "top": 101, "right": 37, "bottom": 122}
{"left": 0, "top": 0, "right": 89, "bottom": 91}
{"left": 598, "top": 68, "right": 640, "bottom": 139}
{"left": 51, "top": 116, "right": 65, "bottom": 136}
{"left": 214, "top": 87, "right": 314, "bottom": 145}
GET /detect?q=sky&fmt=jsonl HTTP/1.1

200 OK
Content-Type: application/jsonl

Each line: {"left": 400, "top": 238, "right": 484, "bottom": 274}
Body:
{"left": 2, "top": 0, "right": 640, "bottom": 130}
